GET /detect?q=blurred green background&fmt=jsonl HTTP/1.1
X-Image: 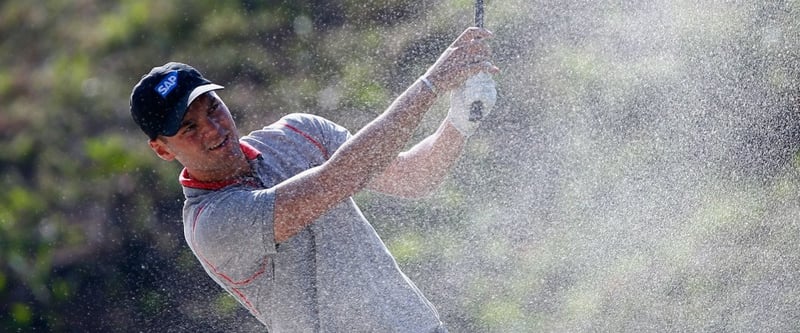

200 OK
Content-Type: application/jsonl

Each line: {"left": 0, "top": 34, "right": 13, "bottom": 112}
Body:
{"left": 2, "top": 0, "right": 800, "bottom": 332}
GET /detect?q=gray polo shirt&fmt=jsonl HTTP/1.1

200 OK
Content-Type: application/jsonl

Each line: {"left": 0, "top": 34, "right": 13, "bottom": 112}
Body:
{"left": 180, "top": 113, "right": 446, "bottom": 332}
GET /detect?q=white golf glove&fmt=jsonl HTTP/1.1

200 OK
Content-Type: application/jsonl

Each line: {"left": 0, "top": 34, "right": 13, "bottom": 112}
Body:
{"left": 447, "top": 72, "right": 497, "bottom": 137}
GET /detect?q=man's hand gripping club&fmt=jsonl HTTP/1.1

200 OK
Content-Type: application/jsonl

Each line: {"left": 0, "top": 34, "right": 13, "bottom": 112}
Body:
{"left": 419, "top": 27, "right": 499, "bottom": 138}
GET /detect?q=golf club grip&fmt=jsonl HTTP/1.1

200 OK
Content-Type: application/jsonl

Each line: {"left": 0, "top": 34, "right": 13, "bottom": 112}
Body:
{"left": 471, "top": 0, "right": 484, "bottom": 122}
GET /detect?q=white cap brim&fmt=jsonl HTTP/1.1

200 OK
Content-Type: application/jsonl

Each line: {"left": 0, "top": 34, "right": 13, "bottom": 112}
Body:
{"left": 187, "top": 83, "right": 225, "bottom": 106}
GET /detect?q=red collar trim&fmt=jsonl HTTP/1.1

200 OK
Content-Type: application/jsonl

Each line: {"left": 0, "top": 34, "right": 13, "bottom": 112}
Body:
{"left": 179, "top": 141, "right": 261, "bottom": 190}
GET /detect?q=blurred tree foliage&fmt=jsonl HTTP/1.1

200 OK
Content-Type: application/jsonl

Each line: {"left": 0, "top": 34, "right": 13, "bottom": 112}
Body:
{"left": 1, "top": 0, "right": 799, "bottom": 332}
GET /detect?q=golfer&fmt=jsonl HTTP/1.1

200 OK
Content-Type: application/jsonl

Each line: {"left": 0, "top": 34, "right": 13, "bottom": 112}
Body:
{"left": 130, "top": 27, "right": 498, "bottom": 332}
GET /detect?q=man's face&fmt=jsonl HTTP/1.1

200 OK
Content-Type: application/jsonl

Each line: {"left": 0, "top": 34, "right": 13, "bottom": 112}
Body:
{"left": 149, "top": 92, "right": 245, "bottom": 179}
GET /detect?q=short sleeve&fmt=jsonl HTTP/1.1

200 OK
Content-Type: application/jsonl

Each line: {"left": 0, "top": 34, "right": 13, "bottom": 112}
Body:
{"left": 185, "top": 187, "right": 276, "bottom": 282}
{"left": 279, "top": 113, "right": 352, "bottom": 157}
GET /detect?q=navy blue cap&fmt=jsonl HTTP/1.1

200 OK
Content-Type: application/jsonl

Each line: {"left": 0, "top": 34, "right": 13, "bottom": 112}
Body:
{"left": 130, "top": 62, "right": 224, "bottom": 139}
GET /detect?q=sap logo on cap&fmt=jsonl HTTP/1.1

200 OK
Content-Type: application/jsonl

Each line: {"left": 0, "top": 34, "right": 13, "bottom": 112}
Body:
{"left": 155, "top": 71, "right": 179, "bottom": 98}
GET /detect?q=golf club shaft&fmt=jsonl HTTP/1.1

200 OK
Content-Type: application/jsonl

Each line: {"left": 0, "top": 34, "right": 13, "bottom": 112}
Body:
{"left": 475, "top": 0, "right": 484, "bottom": 28}
{"left": 469, "top": 0, "right": 485, "bottom": 121}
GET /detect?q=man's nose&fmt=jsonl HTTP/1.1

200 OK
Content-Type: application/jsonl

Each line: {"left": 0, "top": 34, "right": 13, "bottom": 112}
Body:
{"left": 199, "top": 116, "right": 222, "bottom": 137}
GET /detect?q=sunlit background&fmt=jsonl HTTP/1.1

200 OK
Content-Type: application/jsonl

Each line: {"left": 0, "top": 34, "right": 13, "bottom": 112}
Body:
{"left": 2, "top": 0, "right": 799, "bottom": 332}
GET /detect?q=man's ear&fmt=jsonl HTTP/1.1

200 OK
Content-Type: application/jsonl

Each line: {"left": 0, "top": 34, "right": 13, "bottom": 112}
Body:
{"left": 149, "top": 138, "right": 176, "bottom": 161}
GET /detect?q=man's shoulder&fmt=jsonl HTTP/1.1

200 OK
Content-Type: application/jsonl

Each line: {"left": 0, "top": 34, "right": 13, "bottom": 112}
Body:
{"left": 243, "top": 113, "right": 335, "bottom": 137}
{"left": 244, "top": 113, "right": 349, "bottom": 147}
{"left": 280, "top": 112, "right": 330, "bottom": 123}
{"left": 276, "top": 113, "right": 343, "bottom": 131}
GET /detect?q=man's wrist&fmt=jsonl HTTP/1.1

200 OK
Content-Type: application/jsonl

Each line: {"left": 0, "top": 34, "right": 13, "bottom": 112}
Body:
{"left": 445, "top": 113, "right": 474, "bottom": 138}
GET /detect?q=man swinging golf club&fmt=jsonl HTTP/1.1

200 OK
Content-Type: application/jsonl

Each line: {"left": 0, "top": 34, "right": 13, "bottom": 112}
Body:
{"left": 130, "top": 27, "right": 497, "bottom": 332}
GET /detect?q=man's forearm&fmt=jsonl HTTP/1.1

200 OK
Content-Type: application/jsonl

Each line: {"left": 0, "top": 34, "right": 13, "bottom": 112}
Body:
{"left": 368, "top": 119, "right": 466, "bottom": 198}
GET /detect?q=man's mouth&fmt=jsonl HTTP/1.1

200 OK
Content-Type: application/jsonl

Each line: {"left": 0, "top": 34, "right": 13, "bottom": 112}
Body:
{"left": 209, "top": 135, "right": 229, "bottom": 151}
